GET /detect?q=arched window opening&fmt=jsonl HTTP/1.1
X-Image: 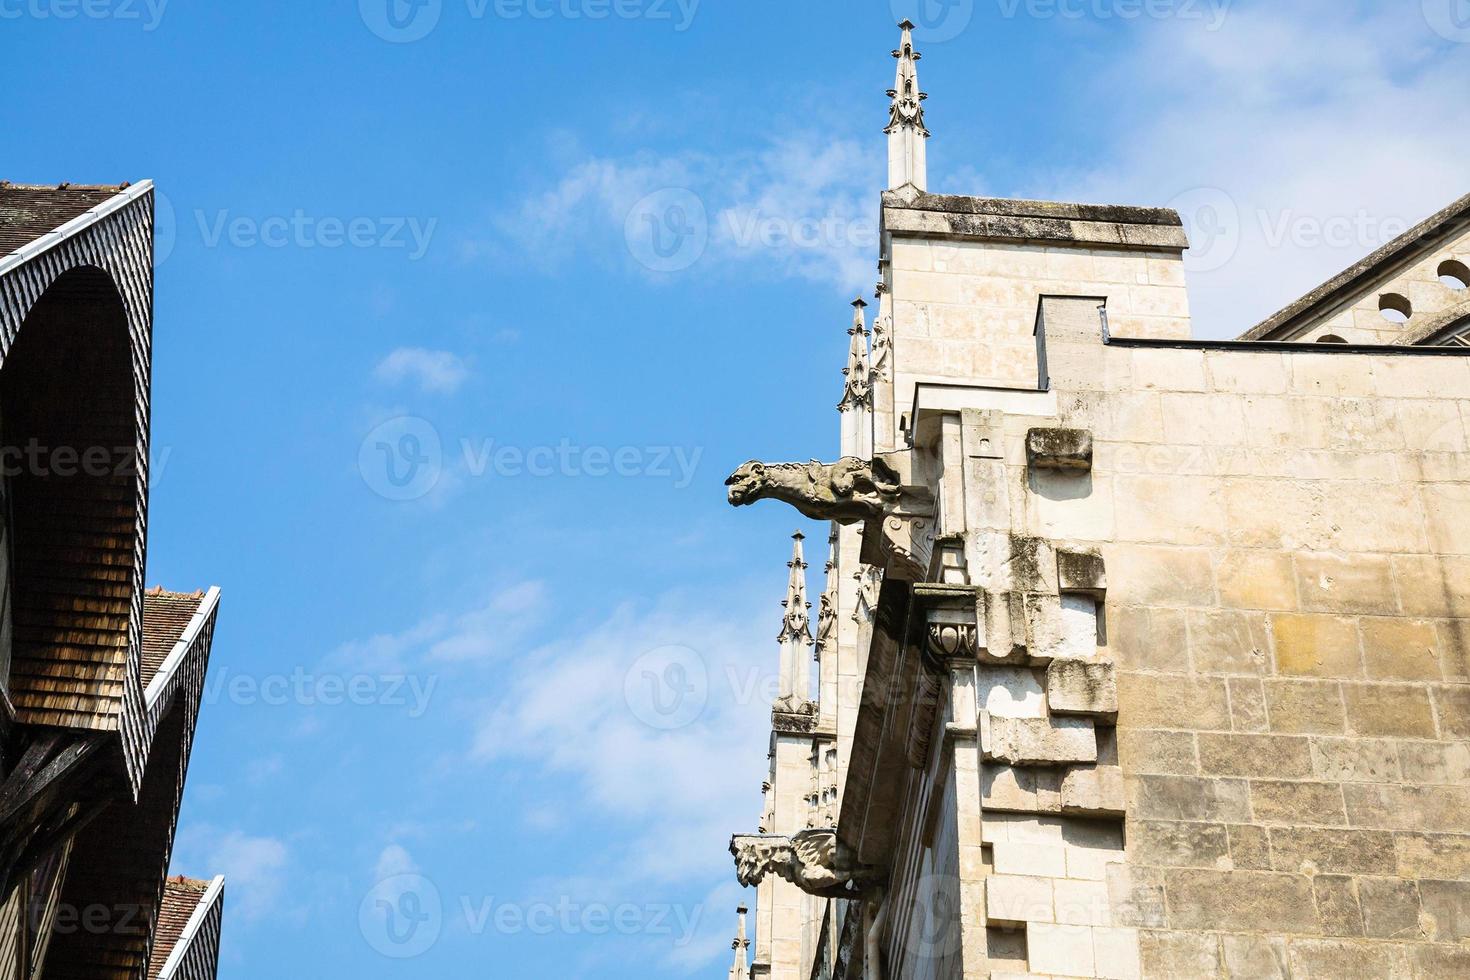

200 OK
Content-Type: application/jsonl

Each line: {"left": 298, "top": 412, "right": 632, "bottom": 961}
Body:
{"left": 1316, "top": 334, "right": 1348, "bottom": 344}
{"left": 1439, "top": 259, "right": 1470, "bottom": 291}
{"left": 1379, "top": 292, "right": 1413, "bottom": 324}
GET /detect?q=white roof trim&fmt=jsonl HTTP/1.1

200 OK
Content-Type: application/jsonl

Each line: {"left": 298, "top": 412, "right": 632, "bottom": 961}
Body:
{"left": 0, "top": 179, "right": 154, "bottom": 279}
{"left": 156, "top": 874, "right": 225, "bottom": 980}
{"left": 144, "top": 586, "right": 222, "bottom": 711}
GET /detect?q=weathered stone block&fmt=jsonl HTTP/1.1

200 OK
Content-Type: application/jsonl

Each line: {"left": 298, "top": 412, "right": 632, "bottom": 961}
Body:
{"left": 1287, "top": 939, "right": 1407, "bottom": 978}
{"left": 1357, "top": 876, "right": 1422, "bottom": 939}
{"left": 1342, "top": 683, "right": 1437, "bottom": 738}
{"left": 1311, "top": 875, "right": 1364, "bottom": 937}
{"left": 1227, "top": 678, "right": 1270, "bottom": 733}
{"left": 1434, "top": 685, "right": 1470, "bottom": 738}
{"left": 1026, "top": 427, "right": 1093, "bottom": 471}
{"left": 1057, "top": 548, "right": 1107, "bottom": 594}
{"left": 1118, "top": 674, "right": 1230, "bottom": 730}
{"left": 1127, "top": 774, "right": 1250, "bottom": 823}
{"left": 991, "top": 841, "right": 1066, "bottom": 879}
{"left": 1249, "top": 780, "right": 1346, "bottom": 826}
{"left": 1197, "top": 733, "right": 1313, "bottom": 778}
{"left": 1397, "top": 742, "right": 1470, "bottom": 784}
{"left": 1127, "top": 820, "right": 1229, "bottom": 868}
{"left": 1026, "top": 922, "right": 1095, "bottom": 976}
{"left": 1360, "top": 618, "right": 1443, "bottom": 680}
{"left": 1139, "top": 931, "right": 1220, "bottom": 978}
{"left": 1344, "top": 784, "right": 1470, "bottom": 833}
{"left": 1310, "top": 737, "right": 1400, "bottom": 782}
{"left": 1221, "top": 934, "right": 1290, "bottom": 979}
{"left": 1059, "top": 764, "right": 1125, "bottom": 817}
{"left": 1420, "top": 879, "right": 1470, "bottom": 942}
{"left": 1268, "top": 826, "right": 1396, "bottom": 875}
{"left": 1187, "top": 608, "right": 1269, "bottom": 674}
{"left": 981, "top": 713, "right": 1097, "bottom": 766}
{"left": 986, "top": 874, "right": 1054, "bottom": 925}
{"left": 1294, "top": 553, "right": 1398, "bottom": 615}
{"left": 1047, "top": 659, "right": 1118, "bottom": 719}
{"left": 1264, "top": 679, "right": 1346, "bottom": 734}
{"left": 1227, "top": 824, "right": 1272, "bottom": 870}
{"left": 1163, "top": 869, "right": 1318, "bottom": 933}
{"left": 1117, "top": 729, "right": 1198, "bottom": 775}
{"left": 1052, "top": 878, "right": 1110, "bottom": 926}
{"left": 1107, "top": 865, "right": 1166, "bottom": 929}
{"left": 1270, "top": 613, "right": 1361, "bottom": 678}
{"left": 1215, "top": 550, "right": 1298, "bottom": 611}
{"left": 1395, "top": 832, "right": 1470, "bottom": 879}
{"left": 981, "top": 764, "right": 1063, "bottom": 814}
{"left": 1092, "top": 925, "right": 1142, "bottom": 980}
{"left": 1413, "top": 944, "right": 1470, "bottom": 979}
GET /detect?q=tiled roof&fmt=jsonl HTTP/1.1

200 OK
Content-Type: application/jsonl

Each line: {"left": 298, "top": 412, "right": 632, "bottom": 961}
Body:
{"left": 0, "top": 182, "right": 130, "bottom": 256}
{"left": 141, "top": 589, "right": 209, "bottom": 689}
{"left": 148, "top": 876, "right": 212, "bottom": 980}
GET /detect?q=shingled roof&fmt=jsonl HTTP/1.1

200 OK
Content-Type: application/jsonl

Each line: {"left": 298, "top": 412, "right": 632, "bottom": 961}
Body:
{"left": 149, "top": 877, "right": 213, "bottom": 980}
{"left": 142, "top": 589, "right": 210, "bottom": 689}
{"left": 0, "top": 182, "right": 132, "bottom": 255}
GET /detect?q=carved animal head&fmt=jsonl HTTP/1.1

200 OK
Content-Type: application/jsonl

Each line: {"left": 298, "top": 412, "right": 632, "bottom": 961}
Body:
{"left": 724, "top": 461, "right": 769, "bottom": 507}
{"left": 730, "top": 834, "right": 795, "bottom": 888}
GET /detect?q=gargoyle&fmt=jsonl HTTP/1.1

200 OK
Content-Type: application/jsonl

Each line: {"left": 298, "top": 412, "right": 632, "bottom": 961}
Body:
{"left": 725, "top": 457, "right": 902, "bottom": 525}
{"left": 729, "top": 830, "right": 885, "bottom": 900}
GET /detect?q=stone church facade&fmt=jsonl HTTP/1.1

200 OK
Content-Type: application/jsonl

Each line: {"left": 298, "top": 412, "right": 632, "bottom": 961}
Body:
{"left": 723, "top": 22, "right": 1470, "bottom": 980}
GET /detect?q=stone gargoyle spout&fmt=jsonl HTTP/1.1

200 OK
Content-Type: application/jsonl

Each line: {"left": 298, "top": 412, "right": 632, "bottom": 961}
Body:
{"left": 730, "top": 830, "right": 885, "bottom": 900}
{"left": 724, "top": 457, "right": 902, "bottom": 525}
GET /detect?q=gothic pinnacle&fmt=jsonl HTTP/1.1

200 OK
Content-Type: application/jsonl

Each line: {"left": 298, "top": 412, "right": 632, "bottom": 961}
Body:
{"left": 839, "top": 297, "right": 872, "bottom": 412}
{"left": 779, "top": 531, "right": 813, "bottom": 645}
{"left": 728, "top": 905, "right": 750, "bottom": 980}
{"left": 885, "top": 19, "right": 929, "bottom": 137}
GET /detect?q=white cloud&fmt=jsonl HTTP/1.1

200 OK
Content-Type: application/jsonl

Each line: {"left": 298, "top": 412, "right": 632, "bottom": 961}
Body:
{"left": 1055, "top": 1, "right": 1470, "bottom": 338}
{"left": 373, "top": 347, "right": 470, "bottom": 394}
{"left": 176, "top": 828, "right": 289, "bottom": 922}
{"left": 470, "top": 589, "right": 774, "bottom": 884}
{"left": 325, "top": 580, "right": 549, "bottom": 671}
{"left": 486, "top": 133, "right": 882, "bottom": 294}
{"left": 373, "top": 843, "right": 419, "bottom": 880}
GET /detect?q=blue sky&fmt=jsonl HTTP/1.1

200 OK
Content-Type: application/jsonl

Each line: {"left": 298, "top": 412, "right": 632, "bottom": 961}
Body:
{"left": 5, "top": 0, "right": 1470, "bottom": 975}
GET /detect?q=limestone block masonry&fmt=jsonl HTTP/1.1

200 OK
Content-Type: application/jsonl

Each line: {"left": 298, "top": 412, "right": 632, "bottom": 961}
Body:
{"left": 718, "top": 20, "right": 1470, "bottom": 980}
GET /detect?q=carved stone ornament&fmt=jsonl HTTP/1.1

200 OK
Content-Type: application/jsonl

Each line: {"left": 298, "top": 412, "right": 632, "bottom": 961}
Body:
{"left": 730, "top": 830, "right": 885, "bottom": 900}
{"left": 725, "top": 457, "right": 902, "bottom": 525}
{"left": 926, "top": 622, "right": 980, "bottom": 661}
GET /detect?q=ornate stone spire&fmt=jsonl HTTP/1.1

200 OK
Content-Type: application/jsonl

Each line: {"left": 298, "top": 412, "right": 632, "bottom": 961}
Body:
{"left": 814, "top": 531, "right": 838, "bottom": 658}
{"left": 728, "top": 905, "right": 751, "bottom": 980}
{"left": 779, "top": 532, "right": 812, "bottom": 645}
{"left": 838, "top": 298, "right": 871, "bottom": 413}
{"left": 776, "top": 532, "right": 813, "bottom": 706}
{"left": 885, "top": 19, "right": 930, "bottom": 191}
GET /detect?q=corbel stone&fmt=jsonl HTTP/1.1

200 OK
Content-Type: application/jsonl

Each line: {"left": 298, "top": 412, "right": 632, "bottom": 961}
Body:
{"left": 1046, "top": 659, "right": 1118, "bottom": 722}
{"left": 730, "top": 830, "right": 886, "bottom": 900}
{"left": 1057, "top": 548, "right": 1107, "bottom": 596}
{"left": 1026, "top": 427, "right": 1093, "bottom": 472}
{"left": 979, "top": 711, "right": 1097, "bottom": 767}
{"left": 1060, "top": 764, "right": 1126, "bottom": 817}
{"left": 1022, "top": 592, "right": 1066, "bottom": 663}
